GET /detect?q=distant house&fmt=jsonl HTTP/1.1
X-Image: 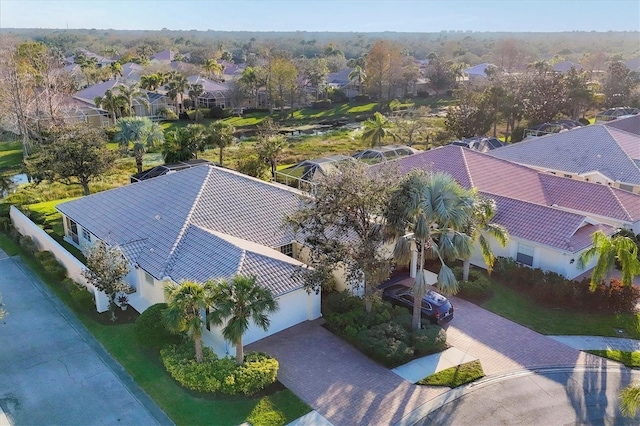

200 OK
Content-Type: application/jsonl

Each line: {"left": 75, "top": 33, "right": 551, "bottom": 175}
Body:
{"left": 488, "top": 117, "right": 640, "bottom": 194}
{"left": 552, "top": 61, "right": 583, "bottom": 73}
{"left": 187, "top": 75, "right": 231, "bottom": 108}
{"left": 462, "top": 63, "right": 495, "bottom": 81}
{"left": 326, "top": 67, "right": 358, "bottom": 99}
{"left": 450, "top": 136, "right": 505, "bottom": 152}
{"left": 377, "top": 145, "right": 640, "bottom": 279}
{"left": 218, "top": 60, "right": 246, "bottom": 81}
{"left": 624, "top": 57, "right": 640, "bottom": 72}
{"left": 56, "top": 165, "right": 322, "bottom": 356}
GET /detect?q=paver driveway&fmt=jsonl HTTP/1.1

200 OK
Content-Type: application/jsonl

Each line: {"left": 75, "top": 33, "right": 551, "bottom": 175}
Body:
{"left": 250, "top": 280, "right": 614, "bottom": 426}
{"left": 0, "top": 252, "right": 171, "bottom": 425}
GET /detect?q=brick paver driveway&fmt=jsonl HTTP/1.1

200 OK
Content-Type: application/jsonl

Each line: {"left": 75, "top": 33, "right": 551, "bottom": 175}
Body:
{"left": 247, "top": 320, "right": 448, "bottom": 426}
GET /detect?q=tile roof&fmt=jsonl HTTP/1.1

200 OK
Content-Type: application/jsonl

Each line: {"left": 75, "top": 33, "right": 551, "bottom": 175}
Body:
{"left": 187, "top": 76, "right": 230, "bottom": 93}
{"left": 483, "top": 192, "right": 613, "bottom": 252}
{"left": 378, "top": 145, "right": 640, "bottom": 249}
{"left": 488, "top": 124, "right": 640, "bottom": 185}
{"left": 74, "top": 79, "right": 120, "bottom": 104}
{"left": 603, "top": 115, "right": 640, "bottom": 137}
{"left": 57, "top": 165, "right": 306, "bottom": 295}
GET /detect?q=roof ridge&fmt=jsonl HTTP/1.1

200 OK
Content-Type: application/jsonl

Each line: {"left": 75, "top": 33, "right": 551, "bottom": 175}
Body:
{"left": 479, "top": 189, "right": 586, "bottom": 220}
{"left": 235, "top": 249, "right": 247, "bottom": 276}
{"left": 161, "top": 167, "right": 212, "bottom": 278}
{"left": 459, "top": 147, "right": 474, "bottom": 187}
{"left": 608, "top": 186, "right": 633, "bottom": 221}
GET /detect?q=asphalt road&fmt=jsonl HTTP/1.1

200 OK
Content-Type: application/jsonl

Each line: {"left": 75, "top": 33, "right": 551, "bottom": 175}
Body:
{"left": 418, "top": 368, "right": 640, "bottom": 425}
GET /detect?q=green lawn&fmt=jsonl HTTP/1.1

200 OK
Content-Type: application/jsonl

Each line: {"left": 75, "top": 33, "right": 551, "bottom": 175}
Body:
{"left": 481, "top": 279, "right": 640, "bottom": 339}
{"left": 587, "top": 350, "right": 640, "bottom": 368}
{"left": 0, "top": 140, "right": 23, "bottom": 174}
{"left": 0, "top": 233, "right": 311, "bottom": 426}
{"left": 417, "top": 360, "right": 485, "bottom": 387}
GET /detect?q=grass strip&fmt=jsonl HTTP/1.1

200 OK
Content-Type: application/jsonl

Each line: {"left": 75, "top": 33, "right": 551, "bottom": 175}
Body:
{"left": 417, "top": 360, "right": 485, "bottom": 387}
{"left": 586, "top": 350, "right": 640, "bottom": 368}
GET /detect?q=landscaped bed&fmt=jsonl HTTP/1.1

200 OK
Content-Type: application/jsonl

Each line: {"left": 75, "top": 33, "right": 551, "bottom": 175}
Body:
{"left": 586, "top": 350, "right": 640, "bottom": 368}
{"left": 417, "top": 360, "right": 485, "bottom": 388}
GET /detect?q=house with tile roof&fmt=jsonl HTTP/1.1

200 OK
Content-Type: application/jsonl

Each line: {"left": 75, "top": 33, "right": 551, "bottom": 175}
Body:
{"left": 488, "top": 117, "right": 640, "bottom": 194}
{"left": 379, "top": 145, "right": 640, "bottom": 279}
{"left": 187, "top": 75, "right": 231, "bottom": 109}
{"left": 56, "top": 165, "right": 321, "bottom": 356}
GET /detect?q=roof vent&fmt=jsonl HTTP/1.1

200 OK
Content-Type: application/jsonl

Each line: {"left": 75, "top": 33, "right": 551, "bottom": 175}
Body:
{"left": 154, "top": 214, "right": 161, "bottom": 221}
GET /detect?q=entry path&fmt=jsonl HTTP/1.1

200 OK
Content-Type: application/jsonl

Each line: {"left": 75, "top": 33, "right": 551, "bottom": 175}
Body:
{"left": 0, "top": 251, "right": 172, "bottom": 425}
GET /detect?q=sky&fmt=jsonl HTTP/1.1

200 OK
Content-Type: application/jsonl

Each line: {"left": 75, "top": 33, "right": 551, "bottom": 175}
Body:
{"left": 1, "top": 0, "right": 639, "bottom": 33}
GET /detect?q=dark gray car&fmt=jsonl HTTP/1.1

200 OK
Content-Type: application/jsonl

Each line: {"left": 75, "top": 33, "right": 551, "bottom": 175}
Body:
{"left": 382, "top": 284, "right": 454, "bottom": 324}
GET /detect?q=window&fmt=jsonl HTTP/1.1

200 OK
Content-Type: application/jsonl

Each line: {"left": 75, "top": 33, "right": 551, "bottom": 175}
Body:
{"left": 145, "top": 272, "right": 154, "bottom": 286}
{"left": 279, "top": 243, "right": 294, "bottom": 258}
{"left": 67, "top": 218, "right": 79, "bottom": 244}
{"left": 82, "top": 229, "right": 92, "bottom": 242}
{"left": 516, "top": 243, "right": 534, "bottom": 267}
{"left": 620, "top": 184, "right": 634, "bottom": 192}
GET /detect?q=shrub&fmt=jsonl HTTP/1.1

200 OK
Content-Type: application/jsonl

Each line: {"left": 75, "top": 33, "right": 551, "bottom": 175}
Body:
{"left": 210, "top": 107, "right": 232, "bottom": 119}
{"left": 35, "top": 251, "right": 67, "bottom": 280}
{"left": 19, "top": 235, "right": 38, "bottom": 256}
{"left": 135, "top": 303, "right": 182, "bottom": 348}
{"left": 160, "top": 344, "right": 279, "bottom": 395}
{"left": 458, "top": 275, "right": 492, "bottom": 301}
{"left": 412, "top": 326, "right": 447, "bottom": 356}
{"left": 310, "top": 99, "right": 332, "bottom": 110}
{"left": 354, "top": 94, "right": 371, "bottom": 104}
{"left": 62, "top": 278, "right": 95, "bottom": 312}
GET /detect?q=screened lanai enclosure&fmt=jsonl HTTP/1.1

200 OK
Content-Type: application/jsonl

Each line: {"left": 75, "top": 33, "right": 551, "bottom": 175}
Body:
{"left": 595, "top": 107, "right": 640, "bottom": 122}
{"left": 523, "top": 120, "right": 583, "bottom": 139}
{"left": 130, "top": 159, "right": 213, "bottom": 183}
{"left": 450, "top": 136, "right": 505, "bottom": 152}
{"left": 275, "top": 155, "right": 355, "bottom": 190}
{"left": 352, "top": 144, "right": 421, "bottom": 164}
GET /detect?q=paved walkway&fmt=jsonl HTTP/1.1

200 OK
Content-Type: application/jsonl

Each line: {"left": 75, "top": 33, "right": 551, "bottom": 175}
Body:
{"left": 0, "top": 251, "right": 172, "bottom": 425}
{"left": 392, "top": 348, "right": 478, "bottom": 383}
{"left": 551, "top": 335, "right": 640, "bottom": 352}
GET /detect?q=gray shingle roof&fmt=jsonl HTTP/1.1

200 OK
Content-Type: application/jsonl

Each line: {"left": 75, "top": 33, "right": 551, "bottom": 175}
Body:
{"left": 57, "top": 166, "right": 306, "bottom": 295}
{"left": 603, "top": 115, "right": 640, "bottom": 136}
{"left": 488, "top": 124, "right": 640, "bottom": 185}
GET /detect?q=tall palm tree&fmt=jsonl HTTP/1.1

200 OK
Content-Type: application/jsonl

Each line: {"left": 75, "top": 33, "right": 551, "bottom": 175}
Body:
{"left": 208, "top": 120, "right": 235, "bottom": 166}
{"left": 461, "top": 196, "right": 509, "bottom": 281}
{"left": 110, "top": 62, "right": 123, "bottom": 80}
{"left": 348, "top": 65, "right": 366, "bottom": 95}
{"left": 164, "top": 281, "right": 214, "bottom": 363}
{"left": 238, "top": 66, "right": 260, "bottom": 108}
{"left": 94, "top": 89, "right": 126, "bottom": 125}
{"left": 140, "top": 73, "right": 165, "bottom": 92}
{"left": 578, "top": 231, "right": 640, "bottom": 290}
{"left": 165, "top": 73, "right": 189, "bottom": 114}
{"left": 114, "top": 117, "right": 163, "bottom": 173}
{"left": 118, "top": 83, "right": 150, "bottom": 117}
{"left": 203, "top": 59, "right": 224, "bottom": 80}
{"left": 163, "top": 127, "right": 195, "bottom": 163}
{"left": 385, "top": 171, "right": 475, "bottom": 330}
{"left": 186, "top": 123, "right": 207, "bottom": 159}
{"left": 208, "top": 275, "right": 278, "bottom": 365}
{"left": 361, "top": 112, "right": 396, "bottom": 148}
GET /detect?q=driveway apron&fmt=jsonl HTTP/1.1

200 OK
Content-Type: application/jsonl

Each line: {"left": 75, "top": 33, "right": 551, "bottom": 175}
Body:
{"left": 0, "top": 253, "right": 171, "bottom": 425}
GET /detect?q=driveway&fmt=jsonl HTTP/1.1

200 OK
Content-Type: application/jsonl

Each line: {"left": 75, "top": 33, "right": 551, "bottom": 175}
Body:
{"left": 0, "top": 252, "right": 171, "bottom": 425}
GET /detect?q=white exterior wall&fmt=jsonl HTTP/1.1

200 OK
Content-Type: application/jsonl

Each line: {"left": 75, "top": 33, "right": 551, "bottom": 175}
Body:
{"left": 468, "top": 234, "right": 598, "bottom": 280}
{"left": 10, "top": 206, "right": 109, "bottom": 312}
{"left": 202, "top": 288, "right": 321, "bottom": 357}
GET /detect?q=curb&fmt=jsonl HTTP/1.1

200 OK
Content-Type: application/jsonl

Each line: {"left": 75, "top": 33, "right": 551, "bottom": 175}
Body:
{"left": 392, "top": 364, "right": 640, "bottom": 426}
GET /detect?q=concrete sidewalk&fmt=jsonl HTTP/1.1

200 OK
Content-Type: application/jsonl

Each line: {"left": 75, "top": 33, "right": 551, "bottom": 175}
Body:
{"left": 550, "top": 335, "right": 640, "bottom": 352}
{"left": 392, "top": 347, "right": 478, "bottom": 383}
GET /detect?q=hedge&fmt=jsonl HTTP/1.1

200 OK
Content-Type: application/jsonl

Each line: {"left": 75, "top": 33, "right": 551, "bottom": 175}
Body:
{"left": 135, "top": 303, "right": 182, "bottom": 349}
{"left": 160, "top": 344, "right": 279, "bottom": 396}
{"left": 451, "top": 266, "right": 493, "bottom": 302}
{"left": 493, "top": 257, "right": 640, "bottom": 313}
{"left": 324, "top": 291, "right": 447, "bottom": 367}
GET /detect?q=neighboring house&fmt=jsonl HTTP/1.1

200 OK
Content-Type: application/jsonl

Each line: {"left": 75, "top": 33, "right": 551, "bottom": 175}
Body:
{"left": 187, "top": 75, "right": 231, "bottom": 108}
{"left": 488, "top": 118, "right": 640, "bottom": 193}
{"left": 218, "top": 60, "right": 246, "bottom": 81}
{"left": 56, "top": 165, "right": 321, "bottom": 356}
{"left": 120, "top": 62, "right": 144, "bottom": 82}
{"left": 326, "top": 67, "right": 358, "bottom": 99}
{"left": 462, "top": 63, "right": 495, "bottom": 81}
{"left": 379, "top": 145, "right": 640, "bottom": 279}
{"left": 624, "top": 57, "right": 640, "bottom": 72}
{"left": 552, "top": 60, "right": 583, "bottom": 73}
{"left": 73, "top": 79, "right": 172, "bottom": 123}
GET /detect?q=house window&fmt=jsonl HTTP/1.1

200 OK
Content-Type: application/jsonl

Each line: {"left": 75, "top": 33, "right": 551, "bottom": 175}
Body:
{"left": 620, "top": 184, "right": 634, "bottom": 192}
{"left": 279, "top": 243, "right": 294, "bottom": 258}
{"left": 82, "top": 229, "right": 92, "bottom": 242}
{"left": 516, "top": 243, "right": 534, "bottom": 267}
{"left": 145, "top": 271, "right": 155, "bottom": 286}
{"left": 67, "top": 218, "right": 79, "bottom": 244}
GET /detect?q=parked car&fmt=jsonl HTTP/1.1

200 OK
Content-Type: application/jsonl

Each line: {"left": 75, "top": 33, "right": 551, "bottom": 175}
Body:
{"left": 382, "top": 284, "right": 454, "bottom": 325}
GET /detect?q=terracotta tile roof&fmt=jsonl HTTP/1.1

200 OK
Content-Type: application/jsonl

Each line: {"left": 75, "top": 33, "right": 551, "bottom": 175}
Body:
{"left": 57, "top": 165, "right": 305, "bottom": 295}
{"left": 488, "top": 124, "right": 640, "bottom": 185}
{"left": 483, "top": 192, "right": 613, "bottom": 252}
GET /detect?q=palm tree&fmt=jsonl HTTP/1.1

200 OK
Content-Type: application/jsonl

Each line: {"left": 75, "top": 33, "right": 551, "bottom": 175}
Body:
{"left": 461, "top": 196, "right": 509, "bottom": 281}
{"left": 165, "top": 73, "right": 189, "bottom": 114}
{"left": 114, "top": 117, "right": 163, "bottom": 173}
{"left": 94, "top": 89, "right": 126, "bottom": 125}
{"left": 238, "top": 66, "right": 261, "bottom": 108}
{"left": 140, "top": 73, "right": 166, "bottom": 92}
{"left": 110, "top": 62, "right": 123, "bottom": 80}
{"left": 361, "top": 112, "right": 396, "bottom": 148}
{"left": 118, "top": 83, "right": 150, "bottom": 117}
{"left": 348, "top": 65, "right": 366, "bottom": 95}
{"left": 208, "top": 275, "right": 278, "bottom": 365}
{"left": 578, "top": 231, "right": 640, "bottom": 290}
{"left": 385, "top": 171, "right": 475, "bottom": 330}
{"left": 163, "top": 127, "right": 194, "bottom": 163}
{"left": 188, "top": 83, "right": 205, "bottom": 118}
{"left": 164, "top": 281, "right": 214, "bottom": 363}
{"left": 208, "top": 121, "right": 235, "bottom": 166}
{"left": 621, "top": 382, "right": 640, "bottom": 417}
{"left": 256, "top": 134, "right": 285, "bottom": 180}
{"left": 203, "top": 59, "right": 224, "bottom": 80}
